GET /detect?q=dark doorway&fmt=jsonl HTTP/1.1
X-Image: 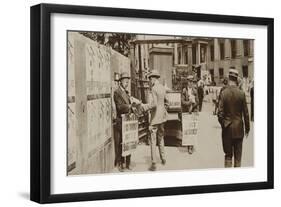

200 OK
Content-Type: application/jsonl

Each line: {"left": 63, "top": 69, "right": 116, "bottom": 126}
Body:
{"left": 209, "top": 69, "right": 214, "bottom": 82}
{"left": 242, "top": 65, "right": 248, "bottom": 78}
{"left": 197, "top": 66, "right": 201, "bottom": 79}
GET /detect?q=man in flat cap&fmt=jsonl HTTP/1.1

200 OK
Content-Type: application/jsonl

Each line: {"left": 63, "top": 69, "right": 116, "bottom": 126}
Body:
{"left": 113, "top": 72, "right": 133, "bottom": 171}
{"left": 142, "top": 69, "right": 169, "bottom": 171}
{"left": 218, "top": 68, "right": 250, "bottom": 168}
{"left": 181, "top": 75, "right": 199, "bottom": 114}
{"left": 181, "top": 75, "right": 199, "bottom": 154}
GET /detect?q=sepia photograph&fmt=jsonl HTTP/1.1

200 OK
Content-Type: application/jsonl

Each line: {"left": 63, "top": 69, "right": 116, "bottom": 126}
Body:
{"left": 67, "top": 31, "right": 254, "bottom": 176}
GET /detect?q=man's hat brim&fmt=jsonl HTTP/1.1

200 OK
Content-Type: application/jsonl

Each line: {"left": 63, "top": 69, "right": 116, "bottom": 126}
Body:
{"left": 229, "top": 69, "right": 239, "bottom": 79}
{"left": 148, "top": 74, "right": 160, "bottom": 78}
{"left": 119, "top": 76, "right": 130, "bottom": 81}
{"left": 229, "top": 74, "right": 238, "bottom": 79}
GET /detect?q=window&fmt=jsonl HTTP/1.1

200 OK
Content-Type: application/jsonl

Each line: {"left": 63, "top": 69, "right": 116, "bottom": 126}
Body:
{"left": 220, "top": 42, "right": 225, "bottom": 60}
{"left": 178, "top": 50, "right": 181, "bottom": 64}
{"left": 209, "top": 69, "right": 214, "bottom": 82}
{"left": 192, "top": 44, "right": 197, "bottom": 64}
{"left": 200, "top": 45, "right": 206, "bottom": 63}
{"left": 242, "top": 65, "right": 248, "bottom": 78}
{"left": 219, "top": 68, "right": 224, "bottom": 79}
{"left": 243, "top": 40, "right": 249, "bottom": 57}
{"left": 231, "top": 40, "right": 237, "bottom": 58}
{"left": 184, "top": 51, "right": 188, "bottom": 64}
{"left": 210, "top": 45, "right": 214, "bottom": 61}
{"left": 196, "top": 66, "right": 201, "bottom": 79}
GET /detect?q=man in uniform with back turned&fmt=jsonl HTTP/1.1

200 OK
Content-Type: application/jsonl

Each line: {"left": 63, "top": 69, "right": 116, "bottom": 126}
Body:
{"left": 217, "top": 68, "right": 250, "bottom": 168}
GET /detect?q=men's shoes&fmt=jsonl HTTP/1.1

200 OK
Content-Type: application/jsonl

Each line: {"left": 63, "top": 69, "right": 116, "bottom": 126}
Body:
{"left": 161, "top": 159, "right": 166, "bottom": 165}
{"left": 149, "top": 163, "right": 157, "bottom": 171}
{"left": 126, "top": 165, "right": 133, "bottom": 170}
{"left": 188, "top": 146, "right": 194, "bottom": 154}
{"left": 118, "top": 164, "right": 124, "bottom": 172}
{"left": 224, "top": 159, "right": 232, "bottom": 168}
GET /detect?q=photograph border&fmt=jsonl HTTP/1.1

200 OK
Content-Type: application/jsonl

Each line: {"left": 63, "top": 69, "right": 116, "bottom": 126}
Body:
{"left": 30, "top": 3, "right": 274, "bottom": 203}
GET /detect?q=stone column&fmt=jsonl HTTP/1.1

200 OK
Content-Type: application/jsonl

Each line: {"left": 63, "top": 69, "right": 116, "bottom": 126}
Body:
{"left": 206, "top": 44, "right": 211, "bottom": 63}
{"left": 187, "top": 44, "right": 193, "bottom": 73}
{"left": 197, "top": 43, "right": 201, "bottom": 64}
{"left": 145, "top": 44, "right": 149, "bottom": 70}
{"left": 141, "top": 44, "right": 145, "bottom": 72}
{"left": 135, "top": 44, "right": 139, "bottom": 73}
{"left": 236, "top": 39, "right": 244, "bottom": 57}
{"left": 214, "top": 39, "right": 220, "bottom": 61}
{"left": 235, "top": 40, "right": 243, "bottom": 77}
{"left": 129, "top": 45, "right": 136, "bottom": 97}
{"left": 174, "top": 43, "right": 178, "bottom": 65}
{"left": 224, "top": 39, "right": 231, "bottom": 60}
{"left": 224, "top": 39, "right": 231, "bottom": 76}
{"left": 181, "top": 46, "right": 184, "bottom": 64}
{"left": 187, "top": 44, "right": 193, "bottom": 65}
{"left": 214, "top": 38, "right": 220, "bottom": 83}
{"left": 249, "top": 40, "right": 254, "bottom": 57}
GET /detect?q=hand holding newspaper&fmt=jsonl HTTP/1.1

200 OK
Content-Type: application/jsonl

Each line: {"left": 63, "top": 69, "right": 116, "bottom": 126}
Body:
{"left": 130, "top": 96, "right": 142, "bottom": 105}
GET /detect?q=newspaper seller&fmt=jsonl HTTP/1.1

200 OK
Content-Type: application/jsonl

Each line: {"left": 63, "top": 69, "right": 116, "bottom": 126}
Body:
{"left": 181, "top": 75, "right": 199, "bottom": 154}
{"left": 113, "top": 72, "right": 134, "bottom": 172}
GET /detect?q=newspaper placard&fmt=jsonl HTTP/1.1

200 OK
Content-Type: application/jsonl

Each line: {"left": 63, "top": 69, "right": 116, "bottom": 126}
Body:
{"left": 122, "top": 113, "right": 139, "bottom": 156}
{"left": 182, "top": 113, "right": 199, "bottom": 146}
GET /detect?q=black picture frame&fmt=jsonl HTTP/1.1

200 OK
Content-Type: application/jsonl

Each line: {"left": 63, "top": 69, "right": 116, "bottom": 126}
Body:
{"left": 30, "top": 3, "right": 274, "bottom": 204}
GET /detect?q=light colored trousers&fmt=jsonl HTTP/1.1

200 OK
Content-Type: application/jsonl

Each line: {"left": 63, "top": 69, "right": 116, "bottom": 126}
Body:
{"left": 149, "top": 123, "right": 165, "bottom": 163}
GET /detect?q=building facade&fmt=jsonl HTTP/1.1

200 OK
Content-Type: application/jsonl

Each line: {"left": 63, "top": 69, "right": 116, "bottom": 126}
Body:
{"left": 131, "top": 35, "right": 254, "bottom": 91}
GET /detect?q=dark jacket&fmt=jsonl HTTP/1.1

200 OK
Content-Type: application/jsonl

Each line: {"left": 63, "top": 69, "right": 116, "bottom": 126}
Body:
{"left": 218, "top": 85, "right": 228, "bottom": 104}
{"left": 181, "top": 86, "right": 199, "bottom": 112}
{"left": 114, "top": 86, "right": 131, "bottom": 130}
{"left": 198, "top": 86, "right": 204, "bottom": 100}
{"left": 218, "top": 85, "right": 250, "bottom": 139}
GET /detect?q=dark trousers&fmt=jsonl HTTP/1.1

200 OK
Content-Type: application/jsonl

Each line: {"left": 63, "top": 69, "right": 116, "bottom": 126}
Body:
{"left": 250, "top": 88, "right": 254, "bottom": 121}
{"left": 113, "top": 124, "right": 131, "bottom": 167}
{"left": 222, "top": 137, "right": 243, "bottom": 167}
{"left": 198, "top": 98, "right": 203, "bottom": 112}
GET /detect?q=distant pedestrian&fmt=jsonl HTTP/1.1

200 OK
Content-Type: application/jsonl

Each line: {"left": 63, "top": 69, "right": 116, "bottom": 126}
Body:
{"left": 197, "top": 80, "right": 204, "bottom": 112}
{"left": 218, "top": 69, "right": 250, "bottom": 168}
{"left": 212, "top": 87, "right": 219, "bottom": 115}
{"left": 250, "top": 81, "right": 254, "bottom": 121}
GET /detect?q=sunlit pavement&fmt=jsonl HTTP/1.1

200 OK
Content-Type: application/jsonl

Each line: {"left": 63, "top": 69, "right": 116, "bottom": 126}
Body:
{"left": 112, "top": 101, "right": 254, "bottom": 173}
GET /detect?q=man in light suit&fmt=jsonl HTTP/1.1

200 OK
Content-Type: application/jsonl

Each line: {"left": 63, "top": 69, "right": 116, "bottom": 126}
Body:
{"left": 113, "top": 72, "right": 133, "bottom": 172}
{"left": 218, "top": 69, "right": 250, "bottom": 167}
{"left": 142, "top": 69, "right": 169, "bottom": 171}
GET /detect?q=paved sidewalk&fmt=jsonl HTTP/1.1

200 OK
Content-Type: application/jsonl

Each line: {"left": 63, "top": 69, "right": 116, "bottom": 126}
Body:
{"left": 112, "top": 102, "right": 254, "bottom": 173}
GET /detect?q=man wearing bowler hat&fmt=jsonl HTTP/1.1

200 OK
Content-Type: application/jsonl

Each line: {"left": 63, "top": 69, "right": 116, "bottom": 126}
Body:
{"left": 113, "top": 72, "right": 133, "bottom": 171}
{"left": 142, "top": 69, "right": 169, "bottom": 171}
{"left": 218, "top": 68, "right": 250, "bottom": 167}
